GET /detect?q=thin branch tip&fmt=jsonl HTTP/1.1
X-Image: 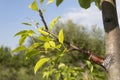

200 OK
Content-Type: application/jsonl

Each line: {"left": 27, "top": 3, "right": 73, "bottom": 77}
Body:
{"left": 39, "top": 9, "right": 48, "bottom": 30}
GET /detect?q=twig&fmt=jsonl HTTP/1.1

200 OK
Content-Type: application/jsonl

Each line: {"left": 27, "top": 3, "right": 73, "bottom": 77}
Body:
{"left": 39, "top": 9, "right": 48, "bottom": 30}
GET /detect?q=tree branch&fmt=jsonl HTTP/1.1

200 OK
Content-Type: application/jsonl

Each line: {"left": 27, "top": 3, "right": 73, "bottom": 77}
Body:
{"left": 39, "top": 9, "right": 48, "bottom": 30}
{"left": 38, "top": 9, "right": 106, "bottom": 69}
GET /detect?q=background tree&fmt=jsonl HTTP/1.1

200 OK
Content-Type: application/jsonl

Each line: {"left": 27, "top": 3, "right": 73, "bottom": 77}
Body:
{"left": 0, "top": 46, "right": 41, "bottom": 80}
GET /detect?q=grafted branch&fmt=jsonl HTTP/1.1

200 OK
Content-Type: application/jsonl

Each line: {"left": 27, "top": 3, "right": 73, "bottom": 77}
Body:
{"left": 38, "top": 9, "right": 107, "bottom": 69}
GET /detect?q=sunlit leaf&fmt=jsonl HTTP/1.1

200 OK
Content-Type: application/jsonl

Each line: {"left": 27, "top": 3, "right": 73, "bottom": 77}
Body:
{"left": 14, "top": 30, "right": 27, "bottom": 36}
{"left": 22, "top": 22, "right": 32, "bottom": 26}
{"left": 44, "top": 42, "right": 50, "bottom": 49}
{"left": 90, "top": 66, "right": 93, "bottom": 72}
{"left": 47, "top": 0, "right": 54, "bottom": 5}
{"left": 55, "top": 44, "right": 61, "bottom": 49}
{"left": 86, "top": 60, "right": 91, "bottom": 67}
{"left": 39, "top": 36, "right": 51, "bottom": 42}
{"left": 12, "top": 46, "right": 26, "bottom": 53}
{"left": 50, "top": 16, "right": 61, "bottom": 29}
{"left": 19, "top": 35, "right": 27, "bottom": 45}
{"left": 26, "top": 49, "right": 40, "bottom": 58}
{"left": 56, "top": 0, "right": 63, "bottom": 6}
{"left": 58, "top": 29, "right": 64, "bottom": 44}
{"left": 40, "top": 0, "right": 44, "bottom": 4}
{"left": 14, "top": 30, "right": 35, "bottom": 36}
{"left": 28, "top": 43, "right": 40, "bottom": 52}
{"left": 38, "top": 28, "right": 49, "bottom": 36}
{"left": 56, "top": 72, "right": 60, "bottom": 80}
{"left": 58, "top": 63, "right": 65, "bottom": 69}
{"left": 43, "top": 71, "right": 50, "bottom": 79}
{"left": 26, "top": 30, "right": 35, "bottom": 36}
{"left": 34, "top": 58, "right": 50, "bottom": 74}
{"left": 78, "top": 0, "right": 91, "bottom": 9}
{"left": 29, "top": 0, "right": 39, "bottom": 11}
{"left": 49, "top": 41, "right": 55, "bottom": 47}
{"left": 86, "top": 60, "right": 93, "bottom": 72}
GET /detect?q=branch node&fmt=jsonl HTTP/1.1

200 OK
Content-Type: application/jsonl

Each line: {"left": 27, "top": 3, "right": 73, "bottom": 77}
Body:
{"left": 102, "top": 54, "right": 113, "bottom": 70}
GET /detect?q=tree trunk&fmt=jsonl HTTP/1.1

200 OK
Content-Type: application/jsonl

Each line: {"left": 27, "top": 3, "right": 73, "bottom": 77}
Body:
{"left": 101, "top": 0, "right": 120, "bottom": 80}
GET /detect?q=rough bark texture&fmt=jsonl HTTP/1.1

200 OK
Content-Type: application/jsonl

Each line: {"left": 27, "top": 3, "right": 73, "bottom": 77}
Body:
{"left": 102, "top": 0, "right": 120, "bottom": 80}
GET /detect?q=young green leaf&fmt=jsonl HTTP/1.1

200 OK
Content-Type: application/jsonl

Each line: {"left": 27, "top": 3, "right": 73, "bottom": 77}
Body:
{"left": 39, "top": 36, "right": 51, "bottom": 42}
{"left": 22, "top": 22, "right": 32, "bottom": 26}
{"left": 29, "top": 0, "right": 39, "bottom": 11}
{"left": 50, "top": 16, "right": 60, "bottom": 29}
{"left": 14, "top": 30, "right": 27, "bottom": 36}
{"left": 90, "top": 65, "right": 94, "bottom": 72}
{"left": 58, "top": 29, "right": 64, "bottom": 44}
{"left": 40, "top": 0, "right": 44, "bottom": 4}
{"left": 55, "top": 44, "right": 61, "bottom": 49}
{"left": 47, "top": 0, "right": 54, "bottom": 5}
{"left": 86, "top": 60, "right": 91, "bottom": 67}
{"left": 38, "top": 28, "right": 49, "bottom": 36}
{"left": 12, "top": 46, "right": 26, "bottom": 53}
{"left": 49, "top": 41, "right": 56, "bottom": 47}
{"left": 44, "top": 42, "right": 50, "bottom": 49}
{"left": 34, "top": 58, "right": 50, "bottom": 74}
{"left": 14, "top": 30, "right": 35, "bottom": 36}
{"left": 86, "top": 60, "right": 93, "bottom": 72}
{"left": 78, "top": 0, "right": 91, "bottom": 9}
{"left": 27, "top": 30, "right": 35, "bottom": 36}
{"left": 28, "top": 43, "right": 40, "bottom": 52}
{"left": 26, "top": 49, "right": 40, "bottom": 58}
{"left": 56, "top": 0, "right": 63, "bottom": 6}
{"left": 58, "top": 63, "right": 65, "bottom": 69}
{"left": 19, "top": 35, "right": 27, "bottom": 45}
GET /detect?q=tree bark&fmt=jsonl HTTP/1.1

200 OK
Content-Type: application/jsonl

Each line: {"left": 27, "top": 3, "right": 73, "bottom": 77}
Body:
{"left": 101, "top": 0, "right": 120, "bottom": 80}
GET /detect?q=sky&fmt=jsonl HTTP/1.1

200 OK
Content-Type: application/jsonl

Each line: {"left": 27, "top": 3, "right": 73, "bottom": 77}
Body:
{"left": 0, "top": 0, "right": 120, "bottom": 49}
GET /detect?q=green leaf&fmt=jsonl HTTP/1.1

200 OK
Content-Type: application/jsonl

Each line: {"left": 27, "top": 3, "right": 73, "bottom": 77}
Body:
{"left": 50, "top": 16, "right": 61, "bottom": 29}
{"left": 56, "top": 73, "right": 60, "bottom": 80}
{"left": 56, "top": 0, "right": 63, "bottom": 6}
{"left": 86, "top": 60, "right": 93, "bottom": 72}
{"left": 26, "top": 49, "right": 40, "bottom": 58}
{"left": 14, "top": 30, "right": 35, "bottom": 36}
{"left": 49, "top": 41, "right": 56, "bottom": 47}
{"left": 58, "top": 29, "right": 64, "bottom": 44}
{"left": 29, "top": 0, "right": 39, "bottom": 11}
{"left": 90, "top": 66, "right": 93, "bottom": 72}
{"left": 40, "top": 0, "right": 44, "bottom": 4}
{"left": 39, "top": 36, "right": 51, "bottom": 42}
{"left": 43, "top": 71, "right": 50, "bottom": 79}
{"left": 38, "top": 28, "right": 49, "bottom": 36}
{"left": 26, "top": 30, "right": 35, "bottom": 36}
{"left": 19, "top": 35, "right": 27, "bottom": 45}
{"left": 47, "top": 0, "right": 54, "bottom": 5}
{"left": 78, "top": 0, "right": 91, "bottom": 9}
{"left": 55, "top": 44, "right": 61, "bottom": 49}
{"left": 58, "top": 63, "right": 65, "bottom": 69}
{"left": 22, "top": 22, "right": 32, "bottom": 26}
{"left": 14, "top": 30, "right": 27, "bottom": 36}
{"left": 12, "top": 46, "right": 26, "bottom": 53}
{"left": 44, "top": 42, "right": 50, "bottom": 49}
{"left": 34, "top": 58, "right": 50, "bottom": 74}
{"left": 86, "top": 60, "right": 91, "bottom": 67}
{"left": 28, "top": 43, "right": 40, "bottom": 51}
